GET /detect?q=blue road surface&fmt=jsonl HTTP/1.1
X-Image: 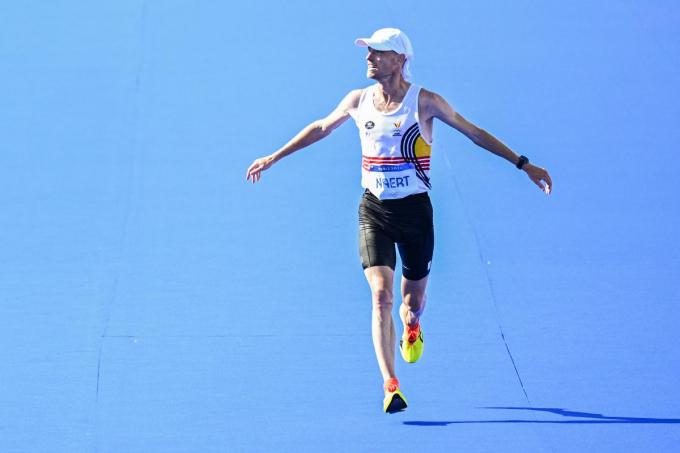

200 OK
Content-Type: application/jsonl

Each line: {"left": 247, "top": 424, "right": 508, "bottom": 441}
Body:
{"left": 1, "top": 1, "right": 679, "bottom": 452}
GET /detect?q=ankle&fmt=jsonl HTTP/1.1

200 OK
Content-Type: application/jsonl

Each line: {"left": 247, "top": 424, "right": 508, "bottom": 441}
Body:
{"left": 384, "top": 377, "right": 400, "bottom": 392}
{"left": 406, "top": 320, "right": 420, "bottom": 332}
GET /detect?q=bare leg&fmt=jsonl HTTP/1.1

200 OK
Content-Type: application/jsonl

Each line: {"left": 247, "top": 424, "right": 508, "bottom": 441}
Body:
{"left": 399, "top": 274, "right": 428, "bottom": 329}
{"left": 364, "top": 265, "right": 396, "bottom": 381}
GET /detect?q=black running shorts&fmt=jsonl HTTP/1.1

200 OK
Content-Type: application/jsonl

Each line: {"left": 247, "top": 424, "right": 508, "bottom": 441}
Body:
{"left": 358, "top": 189, "right": 434, "bottom": 280}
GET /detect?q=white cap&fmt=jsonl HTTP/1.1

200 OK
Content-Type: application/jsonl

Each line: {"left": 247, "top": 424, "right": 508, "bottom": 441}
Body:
{"left": 354, "top": 28, "right": 414, "bottom": 81}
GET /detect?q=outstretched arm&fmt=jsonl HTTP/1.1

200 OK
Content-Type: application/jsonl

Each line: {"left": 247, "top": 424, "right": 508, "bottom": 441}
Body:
{"left": 246, "top": 89, "right": 362, "bottom": 183}
{"left": 420, "top": 89, "right": 553, "bottom": 194}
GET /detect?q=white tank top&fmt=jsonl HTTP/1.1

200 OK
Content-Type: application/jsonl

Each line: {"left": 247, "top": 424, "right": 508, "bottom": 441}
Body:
{"left": 351, "top": 83, "right": 432, "bottom": 200}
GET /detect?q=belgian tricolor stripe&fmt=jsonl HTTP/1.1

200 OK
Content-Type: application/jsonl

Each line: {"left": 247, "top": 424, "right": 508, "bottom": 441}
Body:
{"left": 400, "top": 124, "right": 431, "bottom": 189}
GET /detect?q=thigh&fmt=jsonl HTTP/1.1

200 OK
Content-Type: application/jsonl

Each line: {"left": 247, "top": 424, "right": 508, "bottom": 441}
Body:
{"left": 397, "top": 224, "right": 434, "bottom": 280}
{"left": 359, "top": 226, "right": 397, "bottom": 271}
{"left": 358, "top": 191, "right": 397, "bottom": 271}
{"left": 397, "top": 197, "right": 434, "bottom": 280}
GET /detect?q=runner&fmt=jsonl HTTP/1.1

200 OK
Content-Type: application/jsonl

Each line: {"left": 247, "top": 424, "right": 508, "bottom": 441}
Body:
{"left": 246, "top": 28, "right": 552, "bottom": 413}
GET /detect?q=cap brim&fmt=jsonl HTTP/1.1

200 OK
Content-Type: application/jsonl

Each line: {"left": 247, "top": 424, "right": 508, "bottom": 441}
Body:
{"left": 354, "top": 38, "right": 392, "bottom": 51}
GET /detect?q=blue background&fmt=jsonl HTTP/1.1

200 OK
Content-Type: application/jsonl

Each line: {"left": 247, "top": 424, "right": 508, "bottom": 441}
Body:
{"left": 1, "top": 1, "right": 679, "bottom": 451}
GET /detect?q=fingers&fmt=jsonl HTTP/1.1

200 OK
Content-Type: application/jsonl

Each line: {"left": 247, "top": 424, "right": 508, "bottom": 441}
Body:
{"left": 531, "top": 173, "right": 547, "bottom": 192}
{"left": 537, "top": 168, "right": 552, "bottom": 195}
{"left": 544, "top": 171, "right": 553, "bottom": 194}
{"left": 245, "top": 162, "right": 257, "bottom": 180}
{"left": 246, "top": 160, "right": 263, "bottom": 183}
{"left": 247, "top": 169, "right": 261, "bottom": 183}
{"left": 532, "top": 177, "right": 545, "bottom": 192}
{"left": 532, "top": 178, "right": 552, "bottom": 195}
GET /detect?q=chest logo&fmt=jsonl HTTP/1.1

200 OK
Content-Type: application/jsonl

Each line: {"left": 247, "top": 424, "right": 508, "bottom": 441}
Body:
{"left": 392, "top": 119, "right": 403, "bottom": 137}
{"left": 365, "top": 121, "right": 375, "bottom": 130}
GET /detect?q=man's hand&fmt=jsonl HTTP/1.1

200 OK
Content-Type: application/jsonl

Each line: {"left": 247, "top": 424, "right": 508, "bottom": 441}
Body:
{"left": 246, "top": 155, "right": 275, "bottom": 183}
{"left": 523, "top": 163, "right": 553, "bottom": 195}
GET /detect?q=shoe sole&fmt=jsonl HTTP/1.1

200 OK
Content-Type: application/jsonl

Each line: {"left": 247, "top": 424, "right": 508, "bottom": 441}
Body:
{"left": 385, "top": 393, "right": 408, "bottom": 414}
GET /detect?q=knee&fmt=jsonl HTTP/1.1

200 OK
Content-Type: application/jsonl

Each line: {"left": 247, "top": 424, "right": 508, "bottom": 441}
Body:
{"left": 372, "top": 288, "right": 393, "bottom": 311}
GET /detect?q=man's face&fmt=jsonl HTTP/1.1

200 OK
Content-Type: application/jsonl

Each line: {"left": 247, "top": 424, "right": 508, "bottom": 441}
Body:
{"left": 366, "top": 47, "right": 404, "bottom": 80}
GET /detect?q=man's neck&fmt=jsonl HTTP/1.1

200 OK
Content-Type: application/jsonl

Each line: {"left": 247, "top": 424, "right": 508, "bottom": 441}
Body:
{"left": 374, "top": 74, "right": 410, "bottom": 104}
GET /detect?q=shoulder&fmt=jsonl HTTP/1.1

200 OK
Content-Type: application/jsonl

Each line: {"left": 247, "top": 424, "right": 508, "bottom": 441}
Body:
{"left": 339, "top": 88, "right": 368, "bottom": 110}
{"left": 418, "top": 88, "right": 453, "bottom": 115}
{"left": 418, "top": 87, "right": 446, "bottom": 105}
{"left": 346, "top": 88, "right": 365, "bottom": 103}
{"left": 339, "top": 85, "right": 376, "bottom": 113}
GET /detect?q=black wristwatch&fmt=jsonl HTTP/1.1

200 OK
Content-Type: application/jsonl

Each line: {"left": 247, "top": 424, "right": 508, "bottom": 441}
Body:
{"left": 516, "top": 155, "right": 529, "bottom": 170}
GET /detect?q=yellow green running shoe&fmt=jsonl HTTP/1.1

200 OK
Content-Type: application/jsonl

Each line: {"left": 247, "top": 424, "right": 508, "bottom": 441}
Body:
{"left": 383, "top": 378, "right": 408, "bottom": 414}
{"left": 400, "top": 323, "right": 424, "bottom": 363}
